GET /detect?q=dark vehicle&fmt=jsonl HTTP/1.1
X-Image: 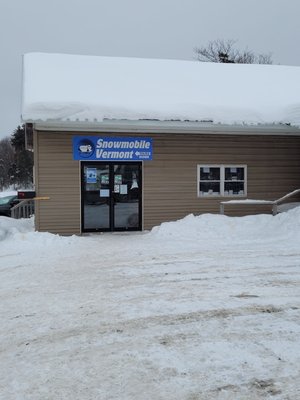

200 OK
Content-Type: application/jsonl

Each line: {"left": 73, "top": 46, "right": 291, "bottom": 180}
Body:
{"left": 0, "top": 195, "right": 19, "bottom": 217}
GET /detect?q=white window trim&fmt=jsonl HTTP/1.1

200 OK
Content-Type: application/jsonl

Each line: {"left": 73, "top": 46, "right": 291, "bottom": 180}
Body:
{"left": 197, "top": 164, "right": 247, "bottom": 197}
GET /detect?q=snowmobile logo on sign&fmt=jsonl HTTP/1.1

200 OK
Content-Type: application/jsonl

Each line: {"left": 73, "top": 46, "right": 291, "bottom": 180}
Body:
{"left": 73, "top": 136, "right": 152, "bottom": 161}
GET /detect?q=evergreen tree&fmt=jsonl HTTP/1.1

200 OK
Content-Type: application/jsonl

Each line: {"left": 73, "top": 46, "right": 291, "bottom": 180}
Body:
{"left": 10, "top": 125, "right": 33, "bottom": 187}
{"left": 0, "top": 137, "right": 15, "bottom": 190}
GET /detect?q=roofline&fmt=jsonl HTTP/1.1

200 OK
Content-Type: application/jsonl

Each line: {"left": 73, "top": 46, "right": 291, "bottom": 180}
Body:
{"left": 26, "top": 119, "right": 300, "bottom": 136}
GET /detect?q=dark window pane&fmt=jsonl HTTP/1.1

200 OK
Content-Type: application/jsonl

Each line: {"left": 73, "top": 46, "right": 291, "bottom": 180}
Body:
{"left": 200, "top": 167, "right": 220, "bottom": 181}
{"left": 224, "top": 182, "right": 244, "bottom": 195}
{"left": 200, "top": 182, "right": 220, "bottom": 195}
{"left": 225, "top": 167, "right": 244, "bottom": 181}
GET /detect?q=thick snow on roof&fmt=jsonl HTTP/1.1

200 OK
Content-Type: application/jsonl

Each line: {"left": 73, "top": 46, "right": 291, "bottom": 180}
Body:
{"left": 22, "top": 52, "right": 300, "bottom": 128}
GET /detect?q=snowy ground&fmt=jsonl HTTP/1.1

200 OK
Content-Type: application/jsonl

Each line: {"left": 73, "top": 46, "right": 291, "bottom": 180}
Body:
{"left": 0, "top": 211, "right": 300, "bottom": 399}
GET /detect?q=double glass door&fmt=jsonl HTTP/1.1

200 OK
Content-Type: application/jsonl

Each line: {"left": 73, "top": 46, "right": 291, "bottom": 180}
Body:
{"left": 81, "top": 162, "right": 142, "bottom": 232}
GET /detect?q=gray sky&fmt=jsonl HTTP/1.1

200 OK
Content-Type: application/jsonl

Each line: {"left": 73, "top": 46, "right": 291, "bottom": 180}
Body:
{"left": 1, "top": 0, "right": 300, "bottom": 139}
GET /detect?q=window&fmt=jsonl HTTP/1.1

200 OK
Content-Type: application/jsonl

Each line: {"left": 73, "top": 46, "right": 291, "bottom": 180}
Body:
{"left": 198, "top": 165, "right": 247, "bottom": 197}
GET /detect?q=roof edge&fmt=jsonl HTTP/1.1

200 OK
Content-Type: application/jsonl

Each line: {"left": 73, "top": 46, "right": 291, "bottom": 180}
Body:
{"left": 27, "top": 119, "right": 300, "bottom": 136}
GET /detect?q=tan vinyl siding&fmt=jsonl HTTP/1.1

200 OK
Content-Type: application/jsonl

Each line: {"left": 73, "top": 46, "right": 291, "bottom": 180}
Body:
{"left": 34, "top": 132, "right": 80, "bottom": 234}
{"left": 33, "top": 130, "right": 40, "bottom": 230}
{"left": 143, "top": 134, "right": 300, "bottom": 228}
{"left": 34, "top": 130, "right": 300, "bottom": 234}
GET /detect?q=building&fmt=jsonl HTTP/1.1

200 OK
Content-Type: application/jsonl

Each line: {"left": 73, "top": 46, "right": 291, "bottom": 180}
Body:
{"left": 21, "top": 53, "right": 300, "bottom": 235}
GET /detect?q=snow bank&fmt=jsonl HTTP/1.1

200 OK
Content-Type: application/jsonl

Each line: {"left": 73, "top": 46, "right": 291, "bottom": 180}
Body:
{"left": 2, "top": 206, "right": 300, "bottom": 248}
{"left": 151, "top": 207, "right": 300, "bottom": 243}
{"left": 0, "top": 216, "right": 79, "bottom": 250}
{"left": 22, "top": 53, "right": 300, "bottom": 128}
{"left": 0, "top": 216, "right": 34, "bottom": 241}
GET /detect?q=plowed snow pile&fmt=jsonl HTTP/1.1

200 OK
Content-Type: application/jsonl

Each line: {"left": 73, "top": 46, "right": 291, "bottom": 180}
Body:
{"left": 1, "top": 210, "right": 300, "bottom": 399}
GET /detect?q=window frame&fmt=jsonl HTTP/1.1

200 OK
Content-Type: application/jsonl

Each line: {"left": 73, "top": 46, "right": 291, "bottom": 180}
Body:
{"left": 197, "top": 164, "right": 247, "bottom": 197}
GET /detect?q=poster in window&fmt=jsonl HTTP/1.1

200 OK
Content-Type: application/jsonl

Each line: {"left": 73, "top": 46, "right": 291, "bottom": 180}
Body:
{"left": 86, "top": 168, "right": 97, "bottom": 183}
{"left": 101, "top": 174, "right": 109, "bottom": 185}
{"left": 114, "top": 175, "right": 122, "bottom": 184}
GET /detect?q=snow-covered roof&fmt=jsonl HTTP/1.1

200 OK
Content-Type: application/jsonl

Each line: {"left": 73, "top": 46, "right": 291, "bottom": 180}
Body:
{"left": 22, "top": 52, "right": 300, "bottom": 130}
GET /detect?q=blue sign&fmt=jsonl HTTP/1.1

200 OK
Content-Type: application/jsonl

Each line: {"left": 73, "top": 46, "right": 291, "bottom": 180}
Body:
{"left": 73, "top": 136, "right": 152, "bottom": 161}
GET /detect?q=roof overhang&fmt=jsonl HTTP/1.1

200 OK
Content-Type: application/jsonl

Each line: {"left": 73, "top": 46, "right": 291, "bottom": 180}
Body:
{"left": 28, "top": 118, "right": 300, "bottom": 136}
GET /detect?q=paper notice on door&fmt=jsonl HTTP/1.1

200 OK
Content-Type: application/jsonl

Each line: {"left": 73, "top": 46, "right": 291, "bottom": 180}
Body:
{"left": 114, "top": 185, "right": 120, "bottom": 193}
{"left": 100, "top": 189, "right": 109, "bottom": 197}
{"left": 120, "top": 184, "right": 128, "bottom": 195}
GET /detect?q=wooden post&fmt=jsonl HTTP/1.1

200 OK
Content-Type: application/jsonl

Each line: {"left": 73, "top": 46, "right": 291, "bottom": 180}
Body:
{"left": 220, "top": 203, "right": 224, "bottom": 215}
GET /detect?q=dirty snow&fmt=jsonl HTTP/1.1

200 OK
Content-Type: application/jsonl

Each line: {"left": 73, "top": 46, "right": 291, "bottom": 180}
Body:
{"left": 22, "top": 53, "right": 300, "bottom": 128}
{"left": 1, "top": 210, "right": 300, "bottom": 399}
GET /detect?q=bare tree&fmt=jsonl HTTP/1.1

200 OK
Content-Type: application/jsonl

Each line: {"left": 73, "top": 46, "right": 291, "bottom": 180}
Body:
{"left": 194, "top": 39, "right": 272, "bottom": 64}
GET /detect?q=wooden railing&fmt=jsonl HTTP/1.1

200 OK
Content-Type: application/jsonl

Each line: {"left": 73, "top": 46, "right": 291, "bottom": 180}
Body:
{"left": 220, "top": 189, "right": 300, "bottom": 216}
{"left": 272, "top": 189, "right": 300, "bottom": 215}
{"left": 11, "top": 199, "right": 35, "bottom": 219}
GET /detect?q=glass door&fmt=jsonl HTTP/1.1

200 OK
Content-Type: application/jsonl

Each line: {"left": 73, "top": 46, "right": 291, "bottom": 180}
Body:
{"left": 82, "top": 164, "right": 110, "bottom": 230}
{"left": 113, "top": 164, "right": 141, "bottom": 230}
{"left": 82, "top": 162, "right": 142, "bottom": 232}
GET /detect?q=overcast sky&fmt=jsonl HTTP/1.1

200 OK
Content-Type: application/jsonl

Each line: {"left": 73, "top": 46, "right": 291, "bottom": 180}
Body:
{"left": 0, "top": 0, "right": 300, "bottom": 139}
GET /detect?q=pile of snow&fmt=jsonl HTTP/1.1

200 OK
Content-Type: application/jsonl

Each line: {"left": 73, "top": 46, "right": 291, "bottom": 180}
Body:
{"left": 0, "top": 216, "right": 34, "bottom": 241}
{"left": 151, "top": 207, "right": 300, "bottom": 244}
{"left": 2, "top": 206, "right": 300, "bottom": 247}
{"left": 22, "top": 53, "right": 300, "bottom": 128}
{"left": 0, "top": 216, "right": 80, "bottom": 250}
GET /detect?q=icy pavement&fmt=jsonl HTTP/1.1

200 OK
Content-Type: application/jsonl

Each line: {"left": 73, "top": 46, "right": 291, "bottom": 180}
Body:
{"left": 0, "top": 211, "right": 300, "bottom": 399}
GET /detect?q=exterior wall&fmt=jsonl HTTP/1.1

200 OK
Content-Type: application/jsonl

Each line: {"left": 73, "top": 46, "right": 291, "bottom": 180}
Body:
{"left": 34, "top": 131, "right": 81, "bottom": 234}
{"left": 143, "top": 133, "right": 300, "bottom": 228}
{"left": 34, "top": 130, "right": 300, "bottom": 234}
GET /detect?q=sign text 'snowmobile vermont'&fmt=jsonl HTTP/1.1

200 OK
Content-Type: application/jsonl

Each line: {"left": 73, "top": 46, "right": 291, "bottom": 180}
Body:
{"left": 73, "top": 137, "right": 153, "bottom": 161}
